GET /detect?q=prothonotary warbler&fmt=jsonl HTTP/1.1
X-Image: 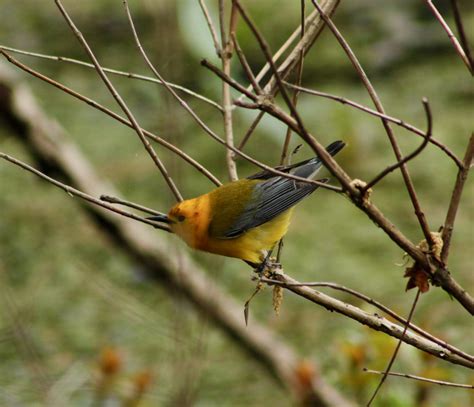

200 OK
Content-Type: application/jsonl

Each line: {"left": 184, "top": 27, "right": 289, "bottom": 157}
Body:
{"left": 149, "top": 140, "right": 345, "bottom": 267}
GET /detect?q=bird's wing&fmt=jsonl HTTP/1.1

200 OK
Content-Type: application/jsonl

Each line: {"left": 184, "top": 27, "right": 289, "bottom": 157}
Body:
{"left": 216, "top": 177, "right": 328, "bottom": 239}
{"left": 247, "top": 140, "right": 345, "bottom": 180}
{"left": 211, "top": 140, "right": 345, "bottom": 239}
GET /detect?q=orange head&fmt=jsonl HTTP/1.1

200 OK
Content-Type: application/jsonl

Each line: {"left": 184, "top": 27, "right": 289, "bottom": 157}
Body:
{"left": 157, "top": 197, "right": 210, "bottom": 249}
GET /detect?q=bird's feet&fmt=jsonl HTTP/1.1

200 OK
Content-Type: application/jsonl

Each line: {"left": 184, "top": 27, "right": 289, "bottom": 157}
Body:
{"left": 255, "top": 256, "right": 282, "bottom": 275}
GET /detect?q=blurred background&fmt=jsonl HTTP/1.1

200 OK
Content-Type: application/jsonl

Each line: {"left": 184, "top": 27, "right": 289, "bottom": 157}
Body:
{"left": 0, "top": 0, "right": 472, "bottom": 406}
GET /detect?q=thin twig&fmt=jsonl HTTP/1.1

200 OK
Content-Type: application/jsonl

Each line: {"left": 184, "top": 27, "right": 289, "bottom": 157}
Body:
{"left": 0, "top": 152, "right": 171, "bottom": 232}
{"left": 99, "top": 195, "right": 165, "bottom": 217}
{"left": 257, "top": 0, "right": 340, "bottom": 97}
{"left": 0, "top": 45, "right": 223, "bottom": 112}
{"left": 311, "top": 0, "right": 434, "bottom": 248}
{"left": 364, "top": 98, "right": 433, "bottom": 190}
{"left": 424, "top": 0, "right": 473, "bottom": 74}
{"left": 0, "top": 49, "right": 221, "bottom": 187}
{"left": 202, "top": 58, "right": 258, "bottom": 100}
{"left": 54, "top": 0, "right": 183, "bottom": 202}
{"left": 284, "top": 82, "right": 463, "bottom": 169}
{"left": 232, "top": 33, "right": 263, "bottom": 95}
{"left": 237, "top": 8, "right": 318, "bottom": 101}
{"left": 258, "top": 277, "right": 474, "bottom": 363}
{"left": 236, "top": 111, "right": 265, "bottom": 151}
{"left": 450, "top": 0, "right": 474, "bottom": 71}
{"left": 441, "top": 134, "right": 474, "bottom": 262}
{"left": 363, "top": 368, "right": 474, "bottom": 389}
{"left": 366, "top": 289, "right": 421, "bottom": 406}
{"left": 198, "top": 0, "right": 222, "bottom": 57}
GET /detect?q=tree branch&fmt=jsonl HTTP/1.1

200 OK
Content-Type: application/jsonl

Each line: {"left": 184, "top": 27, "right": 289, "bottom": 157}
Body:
{"left": 424, "top": 0, "right": 473, "bottom": 74}
{"left": 441, "top": 134, "right": 474, "bottom": 262}
{"left": 363, "top": 368, "right": 474, "bottom": 389}
{"left": 0, "top": 45, "right": 223, "bottom": 112}
{"left": 449, "top": 0, "right": 474, "bottom": 71}
{"left": 266, "top": 273, "right": 473, "bottom": 369}
{"left": 364, "top": 98, "right": 433, "bottom": 190}
{"left": 258, "top": 277, "right": 474, "bottom": 364}
{"left": 284, "top": 82, "right": 463, "bottom": 169}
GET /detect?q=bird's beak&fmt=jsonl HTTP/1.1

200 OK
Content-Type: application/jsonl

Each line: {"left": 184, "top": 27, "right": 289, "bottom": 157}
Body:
{"left": 147, "top": 214, "right": 173, "bottom": 224}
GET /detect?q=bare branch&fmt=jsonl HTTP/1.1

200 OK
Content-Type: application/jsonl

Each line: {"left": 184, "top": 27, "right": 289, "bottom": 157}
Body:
{"left": 424, "top": 0, "right": 473, "bottom": 74}
{"left": 198, "top": 0, "right": 222, "bottom": 57}
{"left": 363, "top": 369, "right": 474, "bottom": 389}
{"left": 441, "top": 134, "right": 474, "bottom": 262}
{"left": 258, "top": 277, "right": 474, "bottom": 364}
{"left": 450, "top": 0, "right": 474, "bottom": 71}
{"left": 284, "top": 82, "right": 463, "bottom": 169}
{"left": 202, "top": 58, "right": 258, "bottom": 100}
{"left": 258, "top": 0, "right": 340, "bottom": 96}
{"left": 432, "top": 267, "right": 474, "bottom": 315}
{"left": 119, "top": 7, "right": 339, "bottom": 191}
{"left": 232, "top": 33, "right": 263, "bottom": 95}
{"left": 0, "top": 45, "right": 223, "bottom": 112}
{"left": 54, "top": 0, "right": 183, "bottom": 202}
{"left": 236, "top": 111, "right": 265, "bottom": 151}
{"left": 99, "top": 195, "right": 165, "bottom": 217}
{"left": 266, "top": 273, "right": 474, "bottom": 369}
{"left": 0, "top": 152, "right": 171, "bottom": 232}
{"left": 364, "top": 98, "right": 433, "bottom": 190}
{"left": 0, "top": 49, "right": 222, "bottom": 187}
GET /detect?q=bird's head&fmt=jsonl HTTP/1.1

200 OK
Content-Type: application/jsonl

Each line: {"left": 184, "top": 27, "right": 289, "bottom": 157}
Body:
{"left": 148, "top": 200, "right": 198, "bottom": 247}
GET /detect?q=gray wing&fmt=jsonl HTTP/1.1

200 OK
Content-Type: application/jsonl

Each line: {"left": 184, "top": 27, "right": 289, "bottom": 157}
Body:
{"left": 221, "top": 177, "right": 328, "bottom": 238}
{"left": 247, "top": 140, "right": 345, "bottom": 180}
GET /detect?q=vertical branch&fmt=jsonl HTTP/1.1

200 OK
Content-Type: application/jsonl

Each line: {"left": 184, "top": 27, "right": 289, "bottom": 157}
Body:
{"left": 441, "top": 134, "right": 474, "bottom": 262}
{"left": 219, "top": 0, "right": 238, "bottom": 181}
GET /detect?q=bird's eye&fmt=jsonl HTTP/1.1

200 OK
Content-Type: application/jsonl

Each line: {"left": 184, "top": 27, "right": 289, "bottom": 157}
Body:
{"left": 177, "top": 215, "right": 185, "bottom": 222}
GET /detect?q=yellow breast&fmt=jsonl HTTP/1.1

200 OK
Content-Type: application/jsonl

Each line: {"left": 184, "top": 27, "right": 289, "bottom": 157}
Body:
{"left": 204, "top": 208, "right": 294, "bottom": 263}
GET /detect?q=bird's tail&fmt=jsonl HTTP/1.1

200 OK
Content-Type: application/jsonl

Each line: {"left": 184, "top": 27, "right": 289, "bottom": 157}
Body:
{"left": 291, "top": 140, "right": 345, "bottom": 179}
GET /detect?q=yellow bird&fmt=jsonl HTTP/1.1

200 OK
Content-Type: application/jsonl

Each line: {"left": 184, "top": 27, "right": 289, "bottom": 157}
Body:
{"left": 149, "top": 141, "right": 345, "bottom": 268}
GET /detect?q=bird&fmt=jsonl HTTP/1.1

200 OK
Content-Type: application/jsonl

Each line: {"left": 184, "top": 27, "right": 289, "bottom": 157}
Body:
{"left": 149, "top": 140, "right": 345, "bottom": 268}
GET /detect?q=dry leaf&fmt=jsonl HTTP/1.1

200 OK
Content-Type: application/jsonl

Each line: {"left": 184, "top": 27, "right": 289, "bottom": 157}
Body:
{"left": 404, "top": 265, "right": 430, "bottom": 293}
